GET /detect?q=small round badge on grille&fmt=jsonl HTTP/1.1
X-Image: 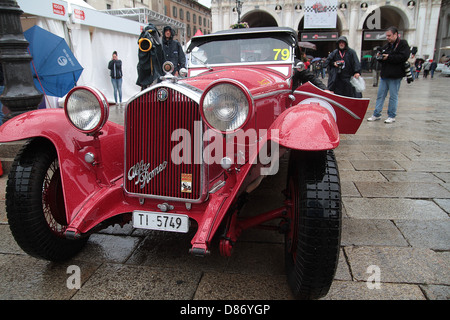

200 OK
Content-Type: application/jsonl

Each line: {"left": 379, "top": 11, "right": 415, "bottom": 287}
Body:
{"left": 157, "top": 88, "right": 169, "bottom": 102}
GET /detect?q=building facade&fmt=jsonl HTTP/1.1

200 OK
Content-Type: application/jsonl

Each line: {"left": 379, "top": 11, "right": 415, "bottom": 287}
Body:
{"left": 211, "top": 0, "right": 442, "bottom": 60}
{"left": 84, "top": 0, "right": 211, "bottom": 46}
{"left": 436, "top": 0, "right": 450, "bottom": 59}
{"left": 84, "top": 0, "right": 164, "bottom": 11}
{"left": 164, "top": 0, "right": 212, "bottom": 45}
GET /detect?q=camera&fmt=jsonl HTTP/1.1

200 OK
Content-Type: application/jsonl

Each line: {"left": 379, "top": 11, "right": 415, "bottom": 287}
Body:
{"left": 335, "top": 60, "right": 345, "bottom": 73}
{"left": 376, "top": 47, "right": 386, "bottom": 61}
{"left": 404, "top": 62, "right": 414, "bottom": 84}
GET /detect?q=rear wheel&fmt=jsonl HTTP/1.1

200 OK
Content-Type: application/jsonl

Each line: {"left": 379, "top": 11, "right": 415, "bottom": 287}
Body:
{"left": 284, "top": 150, "right": 341, "bottom": 300}
{"left": 6, "top": 139, "right": 88, "bottom": 261}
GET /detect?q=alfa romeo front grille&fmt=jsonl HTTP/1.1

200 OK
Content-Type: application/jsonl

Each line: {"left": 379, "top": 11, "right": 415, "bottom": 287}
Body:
{"left": 125, "top": 87, "right": 204, "bottom": 202}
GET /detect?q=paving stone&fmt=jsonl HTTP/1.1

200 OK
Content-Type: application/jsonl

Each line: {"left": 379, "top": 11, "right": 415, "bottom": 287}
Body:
{"left": 341, "top": 181, "right": 361, "bottom": 197}
{"left": 226, "top": 242, "right": 285, "bottom": 275}
{"left": 362, "top": 151, "right": 411, "bottom": 161}
{"left": 344, "top": 246, "right": 450, "bottom": 285}
{"left": 395, "top": 220, "right": 450, "bottom": 250}
{"left": 434, "top": 172, "right": 450, "bottom": 183}
{"left": 0, "top": 224, "right": 25, "bottom": 255}
{"left": 339, "top": 170, "right": 387, "bottom": 182}
{"left": 341, "top": 218, "right": 409, "bottom": 247}
{"left": 0, "top": 200, "right": 6, "bottom": 224}
{"left": 0, "top": 254, "right": 99, "bottom": 299}
{"left": 420, "top": 285, "right": 450, "bottom": 300}
{"left": 354, "top": 181, "right": 450, "bottom": 198}
{"left": 126, "top": 229, "right": 229, "bottom": 272}
{"left": 73, "top": 233, "right": 142, "bottom": 264}
{"left": 396, "top": 160, "right": 450, "bottom": 172}
{"left": 380, "top": 171, "right": 444, "bottom": 183}
{"left": 343, "top": 198, "right": 448, "bottom": 220}
{"left": 72, "top": 263, "right": 202, "bottom": 300}
{"left": 334, "top": 249, "right": 352, "bottom": 281}
{"left": 193, "top": 272, "right": 293, "bottom": 300}
{"left": 323, "top": 281, "right": 425, "bottom": 300}
{"left": 350, "top": 160, "right": 405, "bottom": 171}
{"left": 434, "top": 198, "right": 450, "bottom": 214}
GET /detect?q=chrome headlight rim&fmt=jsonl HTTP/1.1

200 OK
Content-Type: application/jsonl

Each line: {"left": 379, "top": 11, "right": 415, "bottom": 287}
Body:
{"left": 64, "top": 86, "right": 109, "bottom": 135}
{"left": 200, "top": 79, "right": 253, "bottom": 134}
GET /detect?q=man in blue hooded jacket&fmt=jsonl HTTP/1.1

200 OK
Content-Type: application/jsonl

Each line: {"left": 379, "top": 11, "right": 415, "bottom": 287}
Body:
{"left": 162, "top": 26, "right": 186, "bottom": 76}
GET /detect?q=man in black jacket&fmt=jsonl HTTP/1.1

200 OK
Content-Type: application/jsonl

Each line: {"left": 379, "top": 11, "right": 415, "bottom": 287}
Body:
{"left": 162, "top": 26, "right": 186, "bottom": 76}
{"left": 367, "top": 27, "right": 410, "bottom": 123}
{"left": 325, "top": 36, "right": 361, "bottom": 97}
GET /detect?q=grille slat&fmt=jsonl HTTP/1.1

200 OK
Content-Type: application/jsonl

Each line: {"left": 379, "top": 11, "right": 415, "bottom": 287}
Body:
{"left": 125, "top": 87, "right": 202, "bottom": 201}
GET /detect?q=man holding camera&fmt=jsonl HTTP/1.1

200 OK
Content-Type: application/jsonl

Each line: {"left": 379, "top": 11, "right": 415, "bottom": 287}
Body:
{"left": 367, "top": 27, "right": 410, "bottom": 123}
{"left": 325, "top": 36, "right": 361, "bottom": 97}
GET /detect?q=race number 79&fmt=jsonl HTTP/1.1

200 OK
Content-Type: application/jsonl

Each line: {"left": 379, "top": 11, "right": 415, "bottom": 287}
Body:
{"left": 273, "top": 48, "right": 290, "bottom": 60}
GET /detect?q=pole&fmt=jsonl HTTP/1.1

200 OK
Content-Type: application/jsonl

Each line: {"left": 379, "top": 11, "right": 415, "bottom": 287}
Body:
{"left": 0, "top": 0, "right": 43, "bottom": 124}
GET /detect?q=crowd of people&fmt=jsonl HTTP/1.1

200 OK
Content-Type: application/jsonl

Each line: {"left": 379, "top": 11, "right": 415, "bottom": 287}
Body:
{"left": 300, "top": 27, "right": 448, "bottom": 124}
{"left": 105, "top": 24, "right": 447, "bottom": 124}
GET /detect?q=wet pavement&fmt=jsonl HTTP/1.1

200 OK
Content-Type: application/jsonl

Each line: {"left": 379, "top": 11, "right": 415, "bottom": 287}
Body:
{"left": 0, "top": 73, "right": 449, "bottom": 301}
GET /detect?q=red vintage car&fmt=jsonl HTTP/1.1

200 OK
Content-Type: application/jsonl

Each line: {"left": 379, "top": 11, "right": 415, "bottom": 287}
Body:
{"left": 0, "top": 27, "right": 369, "bottom": 299}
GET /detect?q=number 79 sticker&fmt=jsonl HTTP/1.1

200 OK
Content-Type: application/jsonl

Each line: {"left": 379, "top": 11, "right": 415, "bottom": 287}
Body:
{"left": 273, "top": 48, "right": 290, "bottom": 60}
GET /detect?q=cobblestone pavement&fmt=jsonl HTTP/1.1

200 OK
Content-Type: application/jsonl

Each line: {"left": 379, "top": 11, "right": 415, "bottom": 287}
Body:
{"left": 0, "top": 73, "right": 449, "bottom": 301}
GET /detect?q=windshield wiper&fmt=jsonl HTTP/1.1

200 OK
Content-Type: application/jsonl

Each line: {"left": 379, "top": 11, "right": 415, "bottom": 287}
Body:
{"left": 190, "top": 52, "right": 213, "bottom": 71}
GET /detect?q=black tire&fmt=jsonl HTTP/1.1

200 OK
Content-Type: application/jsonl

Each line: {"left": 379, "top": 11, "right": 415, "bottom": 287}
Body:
{"left": 285, "top": 150, "right": 341, "bottom": 300}
{"left": 6, "top": 139, "right": 88, "bottom": 261}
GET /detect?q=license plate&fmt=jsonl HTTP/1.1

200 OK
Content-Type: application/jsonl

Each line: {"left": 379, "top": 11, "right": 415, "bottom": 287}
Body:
{"left": 132, "top": 211, "right": 189, "bottom": 233}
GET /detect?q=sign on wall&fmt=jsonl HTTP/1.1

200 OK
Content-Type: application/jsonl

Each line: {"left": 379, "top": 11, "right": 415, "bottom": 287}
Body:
{"left": 304, "top": 0, "right": 338, "bottom": 29}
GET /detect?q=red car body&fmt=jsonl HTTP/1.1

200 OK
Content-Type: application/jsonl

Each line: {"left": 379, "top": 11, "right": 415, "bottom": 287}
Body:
{"left": 0, "top": 27, "right": 369, "bottom": 299}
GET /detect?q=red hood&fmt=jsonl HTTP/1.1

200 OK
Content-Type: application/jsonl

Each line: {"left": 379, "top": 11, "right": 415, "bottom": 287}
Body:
{"left": 182, "top": 66, "right": 291, "bottom": 97}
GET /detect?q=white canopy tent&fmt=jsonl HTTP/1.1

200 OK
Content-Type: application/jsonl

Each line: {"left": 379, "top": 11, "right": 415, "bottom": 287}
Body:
{"left": 17, "top": 0, "right": 168, "bottom": 105}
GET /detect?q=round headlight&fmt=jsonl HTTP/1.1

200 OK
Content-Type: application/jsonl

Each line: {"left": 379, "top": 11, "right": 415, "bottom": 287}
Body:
{"left": 64, "top": 86, "right": 109, "bottom": 134}
{"left": 201, "top": 82, "right": 251, "bottom": 133}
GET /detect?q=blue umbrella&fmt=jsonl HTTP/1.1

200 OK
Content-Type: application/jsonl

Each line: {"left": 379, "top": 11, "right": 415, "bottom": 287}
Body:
{"left": 24, "top": 25, "right": 83, "bottom": 97}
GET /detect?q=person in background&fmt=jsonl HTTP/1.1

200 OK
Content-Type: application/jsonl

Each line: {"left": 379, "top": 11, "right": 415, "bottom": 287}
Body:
{"left": 367, "top": 27, "right": 410, "bottom": 124}
{"left": 108, "top": 51, "right": 123, "bottom": 105}
{"left": 325, "top": 36, "right": 361, "bottom": 97}
{"left": 414, "top": 59, "right": 422, "bottom": 79}
{"left": 423, "top": 59, "right": 431, "bottom": 78}
{"left": 162, "top": 26, "right": 186, "bottom": 76}
{"left": 371, "top": 47, "right": 382, "bottom": 87}
{"left": 430, "top": 59, "right": 437, "bottom": 78}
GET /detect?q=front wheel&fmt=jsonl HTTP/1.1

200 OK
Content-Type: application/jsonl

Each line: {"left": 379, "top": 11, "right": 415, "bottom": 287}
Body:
{"left": 284, "top": 150, "right": 341, "bottom": 300}
{"left": 6, "top": 139, "right": 88, "bottom": 261}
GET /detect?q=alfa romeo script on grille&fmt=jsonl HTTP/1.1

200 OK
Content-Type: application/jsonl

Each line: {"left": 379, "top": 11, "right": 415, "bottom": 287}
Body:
{"left": 127, "top": 160, "right": 168, "bottom": 189}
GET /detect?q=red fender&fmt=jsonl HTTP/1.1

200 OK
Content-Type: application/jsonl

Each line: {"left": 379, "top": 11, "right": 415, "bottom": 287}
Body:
{"left": 0, "top": 109, "right": 124, "bottom": 227}
{"left": 268, "top": 103, "right": 340, "bottom": 151}
{"left": 294, "top": 82, "right": 370, "bottom": 134}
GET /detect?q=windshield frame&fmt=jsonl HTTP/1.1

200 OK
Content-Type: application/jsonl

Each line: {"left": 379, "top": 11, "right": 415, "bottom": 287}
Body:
{"left": 187, "top": 27, "right": 300, "bottom": 68}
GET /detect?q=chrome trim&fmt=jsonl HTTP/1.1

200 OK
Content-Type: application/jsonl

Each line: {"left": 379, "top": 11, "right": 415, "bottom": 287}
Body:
{"left": 127, "top": 81, "right": 202, "bottom": 104}
{"left": 253, "top": 89, "right": 292, "bottom": 100}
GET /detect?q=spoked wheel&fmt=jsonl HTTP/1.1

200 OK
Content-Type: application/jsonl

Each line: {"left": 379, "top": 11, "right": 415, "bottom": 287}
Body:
{"left": 284, "top": 150, "right": 341, "bottom": 300}
{"left": 6, "top": 139, "right": 88, "bottom": 261}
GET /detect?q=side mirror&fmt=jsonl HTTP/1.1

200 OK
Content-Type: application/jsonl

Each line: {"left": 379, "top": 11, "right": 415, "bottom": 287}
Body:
{"left": 294, "top": 61, "right": 306, "bottom": 72}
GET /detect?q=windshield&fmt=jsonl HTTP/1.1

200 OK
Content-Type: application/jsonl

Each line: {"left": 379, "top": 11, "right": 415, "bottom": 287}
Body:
{"left": 189, "top": 37, "right": 293, "bottom": 66}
